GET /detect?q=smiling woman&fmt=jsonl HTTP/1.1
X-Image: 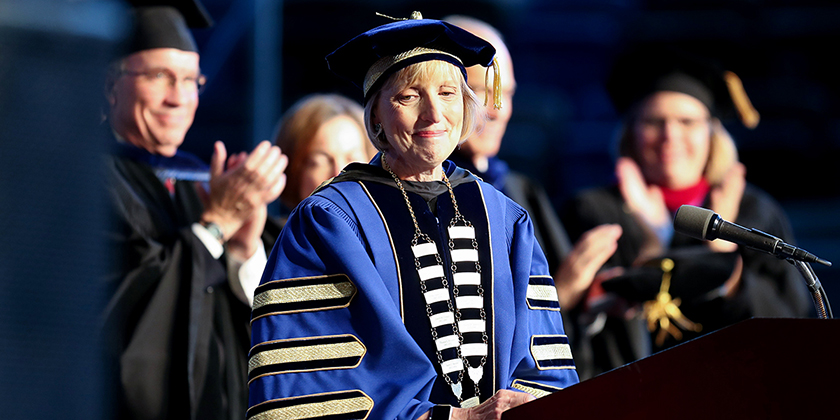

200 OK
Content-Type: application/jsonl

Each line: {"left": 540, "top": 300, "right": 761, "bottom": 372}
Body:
{"left": 631, "top": 91, "right": 713, "bottom": 190}
{"left": 248, "top": 13, "right": 579, "bottom": 420}
{"left": 371, "top": 60, "right": 469, "bottom": 180}
{"left": 271, "top": 93, "right": 372, "bottom": 210}
{"left": 561, "top": 46, "right": 813, "bottom": 380}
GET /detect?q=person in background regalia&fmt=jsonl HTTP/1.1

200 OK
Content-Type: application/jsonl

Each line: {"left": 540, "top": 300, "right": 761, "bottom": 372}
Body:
{"left": 271, "top": 93, "right": 374, "bottom": 217}
{"left": 561, "top": 45, "right": 813, "bottom": 379}
{"left": 101, "top": 1, "right": 287, "bottom": 418}
{"left": 441, "top": 14, "right": 622, "bottom": 325}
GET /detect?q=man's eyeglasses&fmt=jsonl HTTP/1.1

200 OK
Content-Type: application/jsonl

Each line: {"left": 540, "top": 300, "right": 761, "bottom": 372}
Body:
{"left": 120, "top": 68, "right": 207, "bottom": 94}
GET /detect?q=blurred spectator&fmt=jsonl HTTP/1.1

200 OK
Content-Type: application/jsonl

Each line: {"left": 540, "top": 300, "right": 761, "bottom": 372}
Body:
{"left": 271, "top": 93, "right": 374, "bottom": 214}
{"left": 100, "top": 2, "right": 286, "bottom": 418}
{"left": 443, "top": 15, "right": 621, "bottom": 319}
{"left": 562, "top": 46, "right": 813, "bottom": 379}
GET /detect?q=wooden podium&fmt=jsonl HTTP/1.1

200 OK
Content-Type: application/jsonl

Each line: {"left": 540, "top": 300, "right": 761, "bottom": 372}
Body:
{"left": 504, "top": 318, "right": 840, "bottom": 419}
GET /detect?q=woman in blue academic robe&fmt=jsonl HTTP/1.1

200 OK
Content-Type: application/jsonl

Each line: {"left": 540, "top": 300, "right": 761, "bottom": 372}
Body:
{"left": 247, "top": 13, "right": 579, "bottom": 420}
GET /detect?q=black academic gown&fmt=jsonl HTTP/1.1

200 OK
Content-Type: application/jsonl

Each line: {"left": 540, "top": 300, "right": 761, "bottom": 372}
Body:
{"left": 562, "top": 184, "right": 813, "bottom": 379}
{"left": 448, "top": 154, "right": 572, "bottom": 274}
{"left": 102, "top": 150, "right": 271, "bottom": 420}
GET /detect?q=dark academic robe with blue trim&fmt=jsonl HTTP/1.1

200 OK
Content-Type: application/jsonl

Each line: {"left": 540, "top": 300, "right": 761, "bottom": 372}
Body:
{"left": 248, "top": 158, "right": 579, "bottom": 420}
{"left": 562, "top": 184, "right": 813, "bottom": 379}
{"left": 101, "top": 143, "right": 278, "bottom": 420}
{"left": 448, "top": 154, "right": 572, "bottom": 276}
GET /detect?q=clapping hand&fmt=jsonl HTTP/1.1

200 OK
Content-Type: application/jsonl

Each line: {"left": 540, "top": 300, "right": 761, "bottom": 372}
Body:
{"left": 555, "top": 224, "right": 622, "bottom": 310}
{"left": 616, "top": 157, "right": 670, "bottom": 232}
{"left": 200, "top": 140, "right": 287, "bottom": 259}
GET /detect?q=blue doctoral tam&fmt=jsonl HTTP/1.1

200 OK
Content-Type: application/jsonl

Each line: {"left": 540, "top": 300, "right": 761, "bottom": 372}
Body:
{"left": 326, "top": 13, "right": 496, "bottom": 102}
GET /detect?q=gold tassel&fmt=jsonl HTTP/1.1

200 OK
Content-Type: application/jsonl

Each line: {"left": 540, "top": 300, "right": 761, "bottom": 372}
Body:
{"left": 492, "top": 57, "right": 502, "bottom": 110}
{"left": 724, "top": 71, "right": 760, "bottom": 129}
{"left": 484, "top": 57, "right": 502, "bottom": 110}
{"left": 484, "top": 64, "right": 491, "bottom": 107}
{"left": 642, "top": 258, "right": 702, "bottom": 347}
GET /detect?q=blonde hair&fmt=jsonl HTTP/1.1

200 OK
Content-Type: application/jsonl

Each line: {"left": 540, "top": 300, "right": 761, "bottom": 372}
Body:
{"left": 272, "top": 93, "right": 366, "bottom": 207}
{"left": 364, "top": 60, "right": 484, "bottom": 153}
{"left": 617, "top": 113, "right": 739, "bottom": 186}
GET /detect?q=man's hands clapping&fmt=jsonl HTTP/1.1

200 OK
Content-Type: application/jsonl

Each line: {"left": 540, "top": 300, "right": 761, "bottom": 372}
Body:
{"left": 200, "top": 140, "right": 287, "bottom": 260}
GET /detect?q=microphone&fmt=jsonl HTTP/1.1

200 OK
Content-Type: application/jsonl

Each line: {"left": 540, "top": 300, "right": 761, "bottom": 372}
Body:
{"left": 673, "top": 205, "right": 832, "bottom": 267}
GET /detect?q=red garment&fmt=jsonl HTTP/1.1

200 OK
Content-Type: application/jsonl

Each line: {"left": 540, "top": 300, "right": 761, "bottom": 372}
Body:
{"left": 660, "top": 178, "right": 710, "bottom": 213}
{"left": 164, "top": 178, "right": 176, "bottom": 195}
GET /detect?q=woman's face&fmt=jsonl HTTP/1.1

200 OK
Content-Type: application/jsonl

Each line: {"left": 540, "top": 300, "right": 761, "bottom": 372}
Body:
{"left": 298, "top": 115, "right": 368, "bottom": 201}
{"left": 632, "top": 91, "right": 712, "bottom": 189}
{"left": 373, "top": 62, "right": 464, "bottom": 178}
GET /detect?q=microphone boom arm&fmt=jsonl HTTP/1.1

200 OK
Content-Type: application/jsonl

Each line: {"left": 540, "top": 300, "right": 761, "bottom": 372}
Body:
{"left": 790, "top": 259, "right": 833, "bottom": 319}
